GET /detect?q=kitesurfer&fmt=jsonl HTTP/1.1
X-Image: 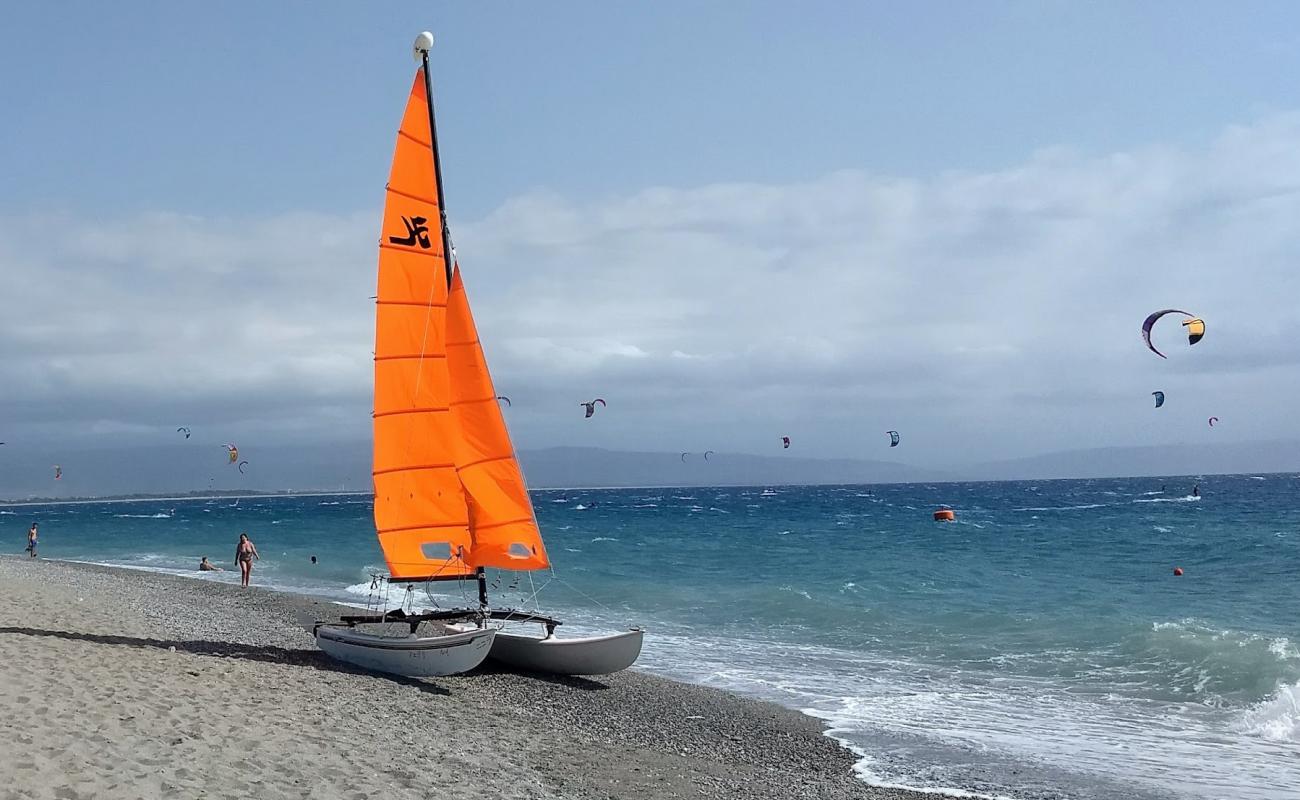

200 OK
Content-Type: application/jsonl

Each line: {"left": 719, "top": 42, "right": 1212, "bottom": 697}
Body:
{"left": 1141, "top": 310, "right": 1205, "bottom": 359}
{"left": 25, "top": 523, "right": 38, "bottom": 558}
{"left": 1192, "top": 484, "right": 1200, "bottom": 498}
{"left": 234, "top": 533, "right": 260, "bottom": 587}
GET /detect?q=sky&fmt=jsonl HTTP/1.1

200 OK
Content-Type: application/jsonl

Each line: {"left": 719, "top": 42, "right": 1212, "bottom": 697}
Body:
{"left": 5, "top": 2, "right": 1300, "bottom": 488}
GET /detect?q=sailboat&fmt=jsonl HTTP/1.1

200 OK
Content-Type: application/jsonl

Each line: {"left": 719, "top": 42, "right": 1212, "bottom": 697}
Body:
{"left": 313, "top": 32, "right": 642, "bottom": 678}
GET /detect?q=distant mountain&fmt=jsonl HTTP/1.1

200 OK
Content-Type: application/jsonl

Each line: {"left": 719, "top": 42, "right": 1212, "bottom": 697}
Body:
{"left": 965, "top": 441, "right": 1300, "bottom": 481}
{"left": 3, "top": 439, "right": 1297, "bottom": 500}
{"left": 0, "top": 441, "right": 369, "bottom": 500}
{"left": 518, "top": 446, "right": 949, "bottom": 488}
{"left": 0, "top": 441, "right": 947, "bottom": 500}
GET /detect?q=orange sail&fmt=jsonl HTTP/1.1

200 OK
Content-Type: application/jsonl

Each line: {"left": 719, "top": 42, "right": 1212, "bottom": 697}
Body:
{"left": 446, "top": 265, "right": 550, "bottom": 571}
{"left": 372, "top": 70, "right": 473, "bottom": 580}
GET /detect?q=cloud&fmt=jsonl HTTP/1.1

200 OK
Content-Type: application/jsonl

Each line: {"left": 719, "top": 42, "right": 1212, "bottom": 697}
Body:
{"left": 0, "top": 210, "right": 376, "bottom": 444}
{"left": 5, "top": 113, "right": 1300, "bottom": 467}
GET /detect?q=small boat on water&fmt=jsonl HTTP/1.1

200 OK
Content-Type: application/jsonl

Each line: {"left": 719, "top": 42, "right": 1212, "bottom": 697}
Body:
{"left": 313, "top": 31, "right": 641, "bottom": 678}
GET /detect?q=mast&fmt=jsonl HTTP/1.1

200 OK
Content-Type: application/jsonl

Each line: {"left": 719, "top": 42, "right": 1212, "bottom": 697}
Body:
{"left": 413, "top": 31, "right": 489, "bottom": 612}
{"left": 413, "top": 31, "right": 454, "bottom": 290}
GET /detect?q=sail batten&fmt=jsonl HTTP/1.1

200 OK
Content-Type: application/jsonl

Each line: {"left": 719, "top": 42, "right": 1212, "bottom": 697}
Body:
{"left": 385, "top": 186, "right": 439, "bottom": 204}
{"left": 372, "top": 462, "right": 456, "bottom": 475}
{"left": 379, "top": 522, "right": 471, "bottom": 533}
{"left": 472, "top": 516, "right": 539, "bottom": 532}
{"left": 397, "top": 130, "right": 432, "bottom": 148}
{"left": 373, "top": 406, "right": 451, "bottom": 418}
{"left": 378, "top": 243, "right": 443, "bottom": 258}
{"left": 449, "top": 396, "right": 504, "bottom": 407}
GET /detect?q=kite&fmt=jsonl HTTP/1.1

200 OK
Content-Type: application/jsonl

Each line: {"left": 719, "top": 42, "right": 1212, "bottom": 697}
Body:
{"left": 704, "top": 450, "right": 714, "bottom": 461}
{"left": 224, "top": 444, "right": 239, "bottom": 464}
{"left": 496, "top": 396, "right": 511, "bottom": 407}
{"left": 1152, "top": 391, "right": 1165, "bottom": 409}
{"left": 887, "top": 431, "right": 900, "bottom": 447}
{"left": 680, "top": 452, "right": 690, "bottom": 463}
{"left": 1141, "top": 309, "right": 1204, "bottom": 359}
{"left": 781, "top": 436, "right": 791, "bottom": 449}
{"left": 177, "top": 427, "right": 191, "bottom": 439}
{"left": 238, "top": 460, "right": 249, "bottom": 474}
{"left": 1208, "top": 416, "right": 1219, "bottom": 427}
{"left": 581, "top": 398, "right": 607, "bottom": 418}
{"left": 53, "top": 465, "right": 61, "bottom": 480}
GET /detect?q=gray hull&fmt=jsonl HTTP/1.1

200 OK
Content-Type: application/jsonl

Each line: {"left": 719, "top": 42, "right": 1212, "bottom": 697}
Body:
{"left": 315, "top": 624, "right": 495, "bottom": 677}
{"left": 489, "top": 628, "right": 643, "bottom": 676}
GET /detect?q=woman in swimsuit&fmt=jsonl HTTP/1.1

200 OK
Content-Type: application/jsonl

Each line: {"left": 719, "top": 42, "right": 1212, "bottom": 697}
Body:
{"left": 234, "top": 533, "right": 259, "bottom": 587}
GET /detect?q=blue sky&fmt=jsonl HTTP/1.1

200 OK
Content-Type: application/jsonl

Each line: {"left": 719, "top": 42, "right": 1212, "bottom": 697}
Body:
{"left": 7, "top": 2, "right": 1300, "bottom": 218}
{"left": 6, "top": 2, "right": 1300, "bottom": 490}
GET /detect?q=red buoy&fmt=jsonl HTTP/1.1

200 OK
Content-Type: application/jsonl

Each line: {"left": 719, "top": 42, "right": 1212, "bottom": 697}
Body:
{"left": 1173, "top": 567, "right": 1184, "bottom": 576}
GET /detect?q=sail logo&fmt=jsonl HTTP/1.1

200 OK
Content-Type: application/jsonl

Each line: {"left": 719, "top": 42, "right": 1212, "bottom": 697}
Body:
{"left": 389, "top": 215, "right": 431, "bottom": 248}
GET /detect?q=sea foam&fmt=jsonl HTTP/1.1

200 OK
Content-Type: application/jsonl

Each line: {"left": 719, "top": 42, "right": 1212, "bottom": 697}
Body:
{"left": 1236, "top": 681, "right": 1300, "bottom": 742}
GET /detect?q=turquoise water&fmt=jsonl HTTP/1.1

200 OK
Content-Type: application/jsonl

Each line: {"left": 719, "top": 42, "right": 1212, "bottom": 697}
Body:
{"left": 4, "top": 475, "right": 1299, "bottom": 799}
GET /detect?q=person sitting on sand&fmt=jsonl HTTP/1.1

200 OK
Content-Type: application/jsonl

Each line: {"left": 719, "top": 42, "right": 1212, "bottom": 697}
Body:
{"left": 198, "top": 556, "right": 222, "bottom": 572}
{"left": 234, "top": 533, "right": 259, "bottom": 587}
{"left": 26, "top": 523, "right": 38, "bottom": 558}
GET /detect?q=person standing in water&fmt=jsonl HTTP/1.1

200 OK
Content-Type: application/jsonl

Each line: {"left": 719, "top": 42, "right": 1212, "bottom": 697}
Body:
{"left": 25, "top": 523, "right": 38, "bottom": 558}
{"left": 234, "top": 533, "right": 259, "bottom": 587}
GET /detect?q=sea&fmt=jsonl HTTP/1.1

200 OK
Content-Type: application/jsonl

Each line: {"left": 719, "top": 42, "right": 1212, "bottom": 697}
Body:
{"left": 3, "top": 475, "right": 1298, "bottom": 800}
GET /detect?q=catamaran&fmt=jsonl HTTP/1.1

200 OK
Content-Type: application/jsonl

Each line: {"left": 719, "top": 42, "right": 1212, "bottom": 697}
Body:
{"left": 314, "top": 32, "right": 642, "bottom": 678}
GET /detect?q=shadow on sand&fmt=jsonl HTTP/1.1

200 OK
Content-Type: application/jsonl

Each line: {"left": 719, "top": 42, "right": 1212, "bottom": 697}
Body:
{"left": 0, "top": 625, "right": 451, "bottom": 696}
{"left": 469, "top": 660, "right": 612, "bottom": 691}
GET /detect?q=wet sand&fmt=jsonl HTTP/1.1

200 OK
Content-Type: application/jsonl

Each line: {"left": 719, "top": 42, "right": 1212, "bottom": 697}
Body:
{"left": 0, "top": 556, "right": 950, "bottom": 800}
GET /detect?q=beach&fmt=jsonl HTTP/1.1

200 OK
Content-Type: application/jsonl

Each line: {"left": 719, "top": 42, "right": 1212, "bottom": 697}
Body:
{"left": 0, "top": 556, "right": 937, "bottom": 800}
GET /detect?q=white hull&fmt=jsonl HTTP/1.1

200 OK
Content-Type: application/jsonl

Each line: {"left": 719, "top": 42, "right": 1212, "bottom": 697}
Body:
{"left": 488, "top": 628, "right": 643, "bottom": 676}
{"left": 315, "top": 623, "right": 495, "bottom": 677}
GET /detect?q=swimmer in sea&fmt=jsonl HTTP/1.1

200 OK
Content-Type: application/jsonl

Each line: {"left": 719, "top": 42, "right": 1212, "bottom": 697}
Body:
{"left": 234, "top": 533, "right": 259, "bottom": 587}
{"left": 199, "top": 556, "right": 222, "bottom": 572}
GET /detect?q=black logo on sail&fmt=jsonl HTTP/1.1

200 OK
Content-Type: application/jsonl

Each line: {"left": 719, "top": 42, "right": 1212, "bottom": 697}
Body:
{"left": 389, "top": 215, "right": 431, "bottom": 249}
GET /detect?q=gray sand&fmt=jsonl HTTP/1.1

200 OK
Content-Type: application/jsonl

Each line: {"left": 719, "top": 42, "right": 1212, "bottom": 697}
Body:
{"left": 0, "top": 556, "right": 950, "bottom": 800}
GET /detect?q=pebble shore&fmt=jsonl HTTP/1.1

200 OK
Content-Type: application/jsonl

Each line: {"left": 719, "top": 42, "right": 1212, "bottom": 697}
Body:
{"left": 0, "top": 556, "right": 950, "bottom": 800}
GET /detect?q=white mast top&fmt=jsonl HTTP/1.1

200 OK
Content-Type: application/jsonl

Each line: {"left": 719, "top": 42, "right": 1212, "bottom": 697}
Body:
{"left": 412, "top": 31, "right": 434, "bottom": 62}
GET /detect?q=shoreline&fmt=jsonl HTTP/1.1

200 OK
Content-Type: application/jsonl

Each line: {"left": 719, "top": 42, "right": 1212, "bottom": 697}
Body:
{"left": 0, "top": 555, "right": 950, "bottom": 800}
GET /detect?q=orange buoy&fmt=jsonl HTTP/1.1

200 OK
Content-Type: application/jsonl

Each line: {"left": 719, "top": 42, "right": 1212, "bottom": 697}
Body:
{"left": 1173, "top": 567, "right": 1184, "bottom": 576}
{"left": 933, "top": 509, "right": 956, "bottom": 522}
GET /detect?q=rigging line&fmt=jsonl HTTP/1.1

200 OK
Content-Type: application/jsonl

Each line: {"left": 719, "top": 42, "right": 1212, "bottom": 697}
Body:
{"left": 547, "top": 573, "right": 631, "bottom": 626}
{"left": 421, "top": 581, "right": 444, "bottom": 610}
{"left": 454, "top": 571, "right": 472, "bottom": 607}
{"left": 515, "top": 575, "right": 555, "bottom": 612}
